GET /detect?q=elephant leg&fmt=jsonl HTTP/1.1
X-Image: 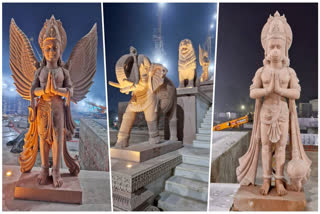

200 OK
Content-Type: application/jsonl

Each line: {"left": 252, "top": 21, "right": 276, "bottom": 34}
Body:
{"left": 167, "top": 100, "right": 178, "bottom": 141}
{"left": 144, "top": 105, "right": 160, "bottom": 144}
{"left": 116, "top": 110, "right": 136, "bottom": 148}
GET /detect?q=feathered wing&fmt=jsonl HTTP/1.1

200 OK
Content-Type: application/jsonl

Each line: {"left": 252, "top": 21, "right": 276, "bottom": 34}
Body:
{"left": 65, "top": 24, "right": 97, "bottom": 103}
{"left": 9, "top": 19, "right": 39, "bottom": 100}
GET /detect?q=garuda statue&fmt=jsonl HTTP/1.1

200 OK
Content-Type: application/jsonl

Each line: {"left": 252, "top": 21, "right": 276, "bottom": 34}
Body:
{"left": 9, "top": 15, "right": 97, "bottom": 187}
{"left": 236, "top": 11, "right": 311, "bottom": 196}
{"left": 109, "top": 47, "right": 178, "bottom": 148}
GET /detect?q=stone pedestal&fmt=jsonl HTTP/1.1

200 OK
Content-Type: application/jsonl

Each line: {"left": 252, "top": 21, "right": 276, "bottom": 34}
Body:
{"left": 177, "top": 87, "right": 212, "bottom": 144}
{"left": 14, "top": 170, "right": 82, "bottom": 204}
{"left": 233, "top": 185, "right": 306, "bottom": 211}
{"left": 111, "top": 150, "right": 182, "bottom": 211}
{"left": 111, "top": 140, "right": 182, "bottom": 162}
{"left": 199, "top": 80, "right": 214, "bottom": 99}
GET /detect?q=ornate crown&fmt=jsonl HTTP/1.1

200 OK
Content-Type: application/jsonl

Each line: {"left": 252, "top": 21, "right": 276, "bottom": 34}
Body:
{"left": 261, "top": 11, "right": 292, "bottom": 54}
{"left": 38, "top": 15, "right": 67, "bottom": 53}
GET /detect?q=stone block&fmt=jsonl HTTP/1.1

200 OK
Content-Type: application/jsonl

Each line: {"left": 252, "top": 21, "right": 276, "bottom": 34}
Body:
{"left": 79, "top": 119, "right": 109, "bottom": 171}
{"left": 14, "top": 170, "right": 82, "bottom": 204}
{"left": 211, "top": 131, "right": 250, "bottom": 183}
{"left": 110, "top": 140, "right": 182, "bottom": 162}
{"left": 233, "top": 185, "right": 306, "bottom": 211}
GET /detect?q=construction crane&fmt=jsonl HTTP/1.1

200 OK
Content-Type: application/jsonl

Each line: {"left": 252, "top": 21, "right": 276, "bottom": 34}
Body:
{"left": 153, "top": 3, "right": 165, "bottom": 63}
{"left": 212, "top": 114, "right": 253, "bottom": 131}
{"left": 86, "top": 102, "right": 106, "bottom": 114}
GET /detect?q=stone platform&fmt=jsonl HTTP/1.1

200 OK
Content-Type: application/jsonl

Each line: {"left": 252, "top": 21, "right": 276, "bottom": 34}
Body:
{"left": 233, "top": 185, "right": 306, "bottom": 211}
{"left": 111, "top": 140, "right": 182, "bottom": 162}
{"left": 14, "top": 170, "right": 82, "bottom": 204}
{"left": 3, "top": 165, "right": 111, "bottom": 211}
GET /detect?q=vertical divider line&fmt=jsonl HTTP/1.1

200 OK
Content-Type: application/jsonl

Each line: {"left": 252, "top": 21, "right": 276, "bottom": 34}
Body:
{"left": 207, "top": 1, "right": 220, "bottom": 212}
{"left": 101, "top": 2, "right": 113, "bottom": 212}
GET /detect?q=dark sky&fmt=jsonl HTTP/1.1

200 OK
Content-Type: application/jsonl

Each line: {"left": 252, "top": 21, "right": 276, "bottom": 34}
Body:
{"left": 2, "top": 3, "right": 106, "bottom": 112}
{"left": 104, "top": 3, "right": 217, "bottom": 113}
{"left": 215, "top": 3, "right": 318, "bottom": 113}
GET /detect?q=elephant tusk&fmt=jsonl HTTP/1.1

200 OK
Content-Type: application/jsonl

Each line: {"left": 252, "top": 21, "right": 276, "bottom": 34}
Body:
{"left": 108, "top": 81, "right": 121, "bottom": 88}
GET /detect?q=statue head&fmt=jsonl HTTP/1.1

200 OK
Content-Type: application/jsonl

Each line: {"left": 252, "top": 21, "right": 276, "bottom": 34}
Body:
{"left": 261, "top": 11, "right": 292, "bottom": 66}
{"left": 38, "top": 15, "right": 67, "bottom": 66}
{"left": 179, "top": 39, "right": 194, "bottom": 57}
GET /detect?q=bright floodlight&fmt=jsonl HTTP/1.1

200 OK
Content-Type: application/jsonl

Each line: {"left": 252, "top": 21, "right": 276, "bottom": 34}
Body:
{"left": 241, "top": 105, "right": 245, "bottom": 110}
{"left": 210, "top": 24, "right": 214, "bottom": 29}
{"left": 159, "top": 2, "right": 166, "bottom": 8}
{"left": 213, "top": 13, "right": 217, "bottom": 19}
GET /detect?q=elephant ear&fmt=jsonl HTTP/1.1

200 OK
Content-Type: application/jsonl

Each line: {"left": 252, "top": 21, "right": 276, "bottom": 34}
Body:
{"left": 149, "top": 63, "right": 167, "bottom": 92}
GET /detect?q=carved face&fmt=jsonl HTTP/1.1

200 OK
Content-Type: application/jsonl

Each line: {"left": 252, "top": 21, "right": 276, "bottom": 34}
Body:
{"left": 179, "top": 39, "right": 193, "bottom": 56}
{"left": 266, "top": 38, "right": 286, "bottom": 62}
{"left": 42, "top": 39, "right": 61, "bottom": 64}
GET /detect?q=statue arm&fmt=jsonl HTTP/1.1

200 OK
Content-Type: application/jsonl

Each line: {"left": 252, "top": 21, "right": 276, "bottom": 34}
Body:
{"left": 275, "top": 68, "right": 300, "bottom": 99}
{"left": 54, "top": 69, "right": 74, "bottom": 98}
{"left": 32, "top": 69, "right": 45, "bottom": 97}
{"left": 249, "top": 68, "right": 266, "bottom": 99}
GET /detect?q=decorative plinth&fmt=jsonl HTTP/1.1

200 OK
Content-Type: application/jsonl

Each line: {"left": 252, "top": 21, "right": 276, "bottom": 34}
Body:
{"left": 14, "top": 170, "right": 82, "bottom": 204}
{"left": 111, "top": 140, "right": 182, "bottom": 162}
{"left": 111, "top": 150, "right": 182, "bottom": 210}
{"left": 233, "top": 185, "right": 306, "bottom": 211}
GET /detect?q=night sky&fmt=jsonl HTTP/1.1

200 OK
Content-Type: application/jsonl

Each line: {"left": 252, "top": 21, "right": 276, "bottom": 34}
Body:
{"left": 2, "top": 3, "right": 106, "bottom": 112}
{"left": 104, "top": 3, "right": 217, "bottom": 114}
{"left": 215, "top": 3, "right": 318, "bottom": 113}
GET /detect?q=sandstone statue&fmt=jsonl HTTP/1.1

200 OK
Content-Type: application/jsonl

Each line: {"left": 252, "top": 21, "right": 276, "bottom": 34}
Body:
{"left": 236, "top": 11, "right": 311, "bottom": 196}
{"left": 178, "top": 39, "right": 196, "bottom": 88}
{"left": 9, "top": 16, "right": 97, "bottom": 187}
{"left": 109, "top": 47, "right": 178, "bottom": 148}
{"left": 199, "top": 44, "right": 210, "bottom": 82}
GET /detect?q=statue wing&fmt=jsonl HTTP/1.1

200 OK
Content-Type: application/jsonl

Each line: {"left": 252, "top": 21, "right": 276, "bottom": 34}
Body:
{"left": 149, "top": 63, "right": 167, "bottom": 92}
{"left": 9, "top": 19, "right": 39, "bottom": 100}
{"left": 65, "top": 24, "right": 97, "bottom": 103}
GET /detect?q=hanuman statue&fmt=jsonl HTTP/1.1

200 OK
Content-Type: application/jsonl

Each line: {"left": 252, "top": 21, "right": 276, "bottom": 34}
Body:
{"left": 9, "top": 16, "right": 97, "bottom": 187}
{"left": 236, "top": 11, "right": 311, "bottom": 196}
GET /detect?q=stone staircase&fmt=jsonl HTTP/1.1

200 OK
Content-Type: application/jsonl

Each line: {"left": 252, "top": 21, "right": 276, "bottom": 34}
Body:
{"left": 157, "top": 106, "right": 212, "bottom": 211}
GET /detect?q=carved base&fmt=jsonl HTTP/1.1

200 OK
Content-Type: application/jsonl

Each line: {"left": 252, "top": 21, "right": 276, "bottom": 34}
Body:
{"left": 113, "top": 188, "right": 153, "bottom": 211}
{"left": 110, "top": 140, "right": 182, "bottom": 162}
{"left": 14, "top": 170, "right": 82, "bottom": 204}
{"left": 233, "top": 185, "right": 306, "bottom": 211}
{"left": 111, "top": 150, "right": 182, "bottom": 210}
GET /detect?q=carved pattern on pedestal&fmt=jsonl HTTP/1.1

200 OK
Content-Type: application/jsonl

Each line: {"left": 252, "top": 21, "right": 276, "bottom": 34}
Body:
{"left": 112, "top": 155, "right": 182, "bottom": 193}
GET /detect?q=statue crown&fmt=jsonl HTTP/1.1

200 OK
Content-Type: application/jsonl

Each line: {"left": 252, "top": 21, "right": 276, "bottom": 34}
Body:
{"left": 261, "top": 11, "right": 292, "bottom": 52}
{"left": 39, "top": 15, "right": 67, "bottom": 53}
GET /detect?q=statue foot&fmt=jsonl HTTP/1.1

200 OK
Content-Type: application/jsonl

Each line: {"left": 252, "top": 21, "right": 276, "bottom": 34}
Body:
{"left": 276, "top": 179, "right": 288, "bottom": 196}
{"left": 259, "top": 178, "right": 271, "bottom": 195}
{"left": 52, "top": 168, "right": 63, "bottom": 188}
{"left": 149, "top": 136, "right": 161, "bottom": 144}
{"left": 115, "top": 141, "right": 129, "bottom": 148}
{"left": 169, "top": 136, "right": 178, "bottom": 141}
{"left": 37, "top": 166, "right": 50, "bottom": 185}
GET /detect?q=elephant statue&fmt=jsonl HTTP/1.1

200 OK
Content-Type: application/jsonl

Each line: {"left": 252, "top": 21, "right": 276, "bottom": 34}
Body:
{"left": 109, "top": 47, "right": 178, "bottom": 148}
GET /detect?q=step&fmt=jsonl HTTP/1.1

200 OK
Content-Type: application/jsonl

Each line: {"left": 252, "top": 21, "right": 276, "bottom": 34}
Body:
{"left": 200, "top": 123, "right": 212, "bottom": 128}
{"left": 175, "top": 163, "right": 209, "bottom": 182}
{"left": 158, "top": 191, "right": 207, "bottom": 211}
{"left": 180, "top": 147, "right": 210, "bottom": 167}
{"left": 193, "top": 140, "right": 211, "bottom": 149}
{"left": 202, "top": 118, "right": 212, "bottom": 123}
{"left": 165, "top": 176, "right": 208, "bottom": 202}
{"left": 196, "top": 133, "right": 211, "bottom": 141}
{"left": 198, "top": 127, "right": 211, "bottom": 134}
